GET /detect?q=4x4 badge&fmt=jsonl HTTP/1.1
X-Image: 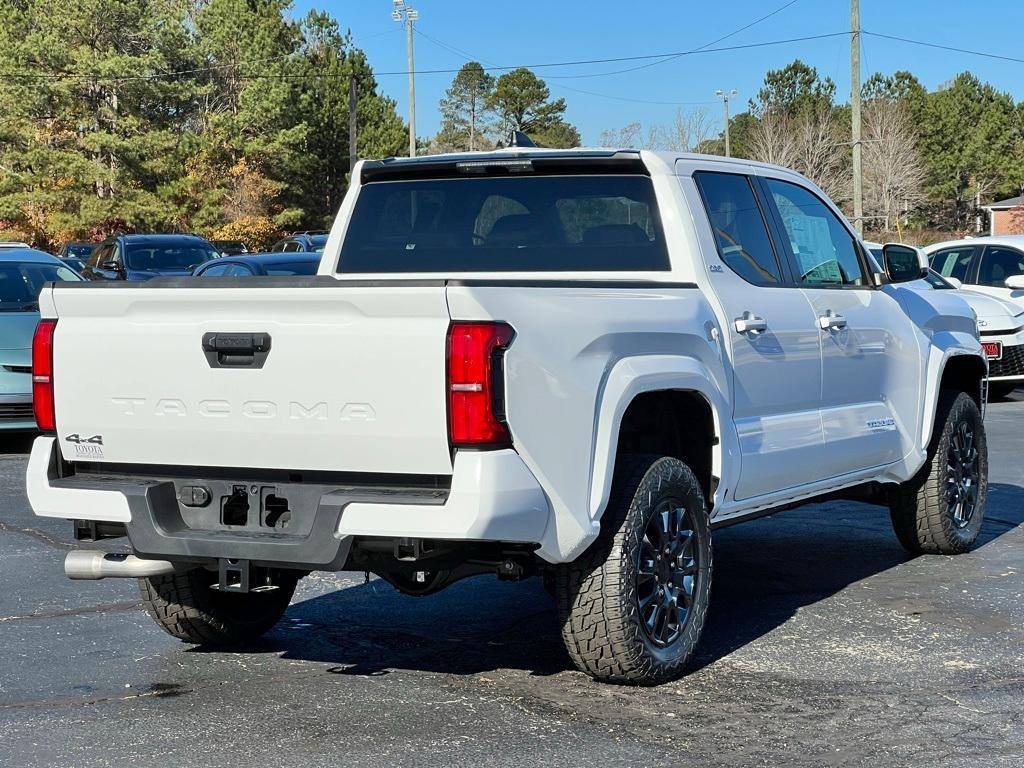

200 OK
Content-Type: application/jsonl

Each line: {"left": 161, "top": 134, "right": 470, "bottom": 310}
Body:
{"left": 65, "top": 433, "right": 103, "bottom": 445}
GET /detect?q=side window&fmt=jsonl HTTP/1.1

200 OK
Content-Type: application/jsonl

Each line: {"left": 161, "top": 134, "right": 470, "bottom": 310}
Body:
{"left": 199, "top": 263, "right": 231, "bottom": 276}
{"left": 693, "top": 171, "right": 783, "bottom": 286}
{"left": 270, "top": 240, "right": 286, "bottom": 252}
{"left": 109, "top": 244, "right": 122, "bottom": 265}
{"left": 928, "top": 247, "right": 974, "bottom": 282}
{"left": 89, "top": 244, "right": 111, "bottom": 267}
{"left": 226, "top": 264, "right": 255, "bottom": 276}
{"left": 764, "top": 179, "right": 866, "bottom": 287}
{"left": 977, "top": 246, "right": 1024, "bottom": 287}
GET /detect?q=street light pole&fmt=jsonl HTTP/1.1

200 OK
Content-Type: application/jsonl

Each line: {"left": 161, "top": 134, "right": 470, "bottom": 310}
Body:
{"left": 392, "top": 0, "right": 418, "bottom": 157}
{"left": 716, "top": 89, "right": 737, "bottom": 157}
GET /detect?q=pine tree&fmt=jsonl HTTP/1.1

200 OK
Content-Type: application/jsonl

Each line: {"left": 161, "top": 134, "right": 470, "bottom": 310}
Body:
{"left": 437, "top": 62, "right": 495, "bottom": 152}
{"left": 488, "top": 68, "right": 580, "bottom": 148}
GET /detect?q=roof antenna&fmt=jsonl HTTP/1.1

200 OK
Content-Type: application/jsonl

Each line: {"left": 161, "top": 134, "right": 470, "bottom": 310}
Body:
{"left": 508, "top": 131, "right": 537, "bottom": 148}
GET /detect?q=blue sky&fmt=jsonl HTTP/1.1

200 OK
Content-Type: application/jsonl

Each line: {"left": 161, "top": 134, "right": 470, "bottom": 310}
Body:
{"left": 291, "top": 0, "right": 1024, "bottom": 145}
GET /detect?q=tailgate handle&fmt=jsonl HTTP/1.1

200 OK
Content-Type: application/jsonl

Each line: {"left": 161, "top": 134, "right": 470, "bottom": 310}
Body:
{"left": 202, "top": 332, "right": 272, "bottom": 369}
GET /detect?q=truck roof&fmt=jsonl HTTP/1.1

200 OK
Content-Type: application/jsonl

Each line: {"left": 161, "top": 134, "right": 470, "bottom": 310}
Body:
{"left": 363, "top": 147, "right": 807, "bottom": 182}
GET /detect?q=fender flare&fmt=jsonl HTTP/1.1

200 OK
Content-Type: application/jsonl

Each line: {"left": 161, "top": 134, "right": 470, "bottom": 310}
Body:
{"left": 587, "top": 354, "right": 732, "bottom": 521}
{"left": 921, "top": 347, "right": 987, "bottom": 447}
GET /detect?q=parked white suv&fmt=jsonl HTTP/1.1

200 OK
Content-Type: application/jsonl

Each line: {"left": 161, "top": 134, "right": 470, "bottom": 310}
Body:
{"left": 27, "top": 150, "right": 988, "bottom": 685}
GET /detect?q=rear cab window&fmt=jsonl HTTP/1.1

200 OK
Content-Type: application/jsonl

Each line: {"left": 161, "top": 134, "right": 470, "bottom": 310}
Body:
{"left": 338, "top": 173, "right": 670, "bottom": 273}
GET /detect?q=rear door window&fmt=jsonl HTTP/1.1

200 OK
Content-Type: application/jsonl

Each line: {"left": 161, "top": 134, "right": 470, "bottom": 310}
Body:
{"left": 338, "top": 175, "right": 670, "bottom": 273}
{"left": 977, "top": 245, "right": 1024, "bottom": 287}
{"left": 929, "top": 247, "right": 976, "bottom": 282}
{"left": 693, "top": 172, "right": 783, "bottom": 285}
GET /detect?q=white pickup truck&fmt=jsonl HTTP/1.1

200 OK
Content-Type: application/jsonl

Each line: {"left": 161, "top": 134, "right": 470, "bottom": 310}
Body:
{"left": 27, "top": 149, "right": 989, "bottom": 685}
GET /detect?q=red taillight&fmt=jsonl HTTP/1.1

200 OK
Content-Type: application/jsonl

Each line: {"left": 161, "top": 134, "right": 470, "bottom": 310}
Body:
{"left": 447, "top": 322, "right": 514, "bottom": 447}
{"left": 32, "top": 319, "right": 57, "bottom": 432}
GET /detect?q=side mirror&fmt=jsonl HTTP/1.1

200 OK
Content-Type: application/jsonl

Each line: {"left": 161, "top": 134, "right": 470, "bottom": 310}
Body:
{"left": 882, "top": 243, "right": 927, "bottom": 283}
{"left": 1004, "top": 275, "right": 1024, "bottom": 290}
{"left": 99, "top": 259, "right": 122, "bottom": 272}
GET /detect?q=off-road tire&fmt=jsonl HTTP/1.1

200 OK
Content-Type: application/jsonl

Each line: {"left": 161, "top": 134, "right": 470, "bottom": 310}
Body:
{"left": 986, "top": 382, "right": 1016, "bottom": 400}
{"left": 555, "top": 455, "right": 712, "bottom": 685}
{"left": 139, "top": 568, "right": 298, "bottom": 645}
{"left": 889, "top": 389, "right": 987, "bottom": 554}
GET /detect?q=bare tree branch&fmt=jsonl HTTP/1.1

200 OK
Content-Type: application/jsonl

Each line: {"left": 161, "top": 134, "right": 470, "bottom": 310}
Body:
{"left": 862, "top": 98, "right": 926, "bottom": 233}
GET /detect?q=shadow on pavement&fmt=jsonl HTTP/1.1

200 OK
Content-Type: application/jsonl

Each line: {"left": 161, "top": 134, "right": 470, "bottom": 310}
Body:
{"left": 254, "top": 486, "right": 1022, "bottom": 679}
{"left": 0, "top": 432, "right": 36, "bottom": 455}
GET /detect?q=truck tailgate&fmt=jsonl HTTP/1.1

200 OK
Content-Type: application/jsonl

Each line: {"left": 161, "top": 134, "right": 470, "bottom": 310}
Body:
{"left": 48, "top": 280, "right": 453, "bottom": 475}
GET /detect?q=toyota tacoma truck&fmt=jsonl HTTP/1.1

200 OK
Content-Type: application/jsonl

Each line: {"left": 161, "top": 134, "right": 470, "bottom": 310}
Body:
{"left": 27, "top": 149, "right": 989, "bottom": 685}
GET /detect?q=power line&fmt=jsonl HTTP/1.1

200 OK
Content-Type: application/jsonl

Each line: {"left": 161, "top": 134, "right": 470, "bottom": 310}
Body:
{"left": 414, "top": 26, "right": 715, "bottom": 106}
{"left": 564, "top": 0, "right": 802, "bottom": 80}
{"left": 0, "top": 31, "right": 852, "bottom": 84}
{"left": 863, "top": 30, "right": 1024, "bottom": 65}
{"left": 5, "top": 28, "right": 1024, "bottom": 88}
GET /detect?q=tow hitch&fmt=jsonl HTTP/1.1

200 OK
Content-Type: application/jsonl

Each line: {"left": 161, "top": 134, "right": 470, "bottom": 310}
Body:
{"left": 214, "top": 559, "right": 282, "bottom": 594}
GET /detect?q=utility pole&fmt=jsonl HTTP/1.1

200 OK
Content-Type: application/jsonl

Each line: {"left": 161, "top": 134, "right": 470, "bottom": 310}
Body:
{"left": 851, "top": 0, "right": 863, "bottom": 234}
{"left": 715, "top": 89, "right": 737, "bottom": 157}
{"left": 349, "top": 74, "right": 358, "bottom": 175}
{"left": 392, "top": 0, "right": 419, "bottom": 157}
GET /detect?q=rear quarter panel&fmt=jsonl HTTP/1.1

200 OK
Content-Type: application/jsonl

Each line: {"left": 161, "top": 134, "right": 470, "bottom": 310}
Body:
{"left": 447, "top": 283, "right": 730, "bottom": 561}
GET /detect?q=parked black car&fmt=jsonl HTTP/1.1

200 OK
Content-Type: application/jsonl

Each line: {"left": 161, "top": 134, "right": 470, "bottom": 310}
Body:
{"left": 191, "top": 252, "right": 320, "bottom": 277}
{"left": 211, "top": 239, "right": 250, "bottom": 255}
{"left": 82, "top": 234, "right": 220, "bottom": 281}
{"left": 268, "top": 233, "right": 328, "bottom": 253}
{"left": 57, "top": 242, "right": 95, "bottom": 261}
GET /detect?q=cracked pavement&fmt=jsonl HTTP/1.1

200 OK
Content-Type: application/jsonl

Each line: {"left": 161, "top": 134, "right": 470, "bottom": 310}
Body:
{"left": 1, "top": 396, "right": 1022, "bottom": 767}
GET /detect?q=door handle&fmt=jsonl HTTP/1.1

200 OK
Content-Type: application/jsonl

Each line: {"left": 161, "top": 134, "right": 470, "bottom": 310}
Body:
{"left": 818, "top": 311, "right": 847, "bottom": 331}
{"left": 734, "top": 313, "right": 768, "bottom": 334}
{"left": 202, "top": 332, "right": 272, "bottom": 369}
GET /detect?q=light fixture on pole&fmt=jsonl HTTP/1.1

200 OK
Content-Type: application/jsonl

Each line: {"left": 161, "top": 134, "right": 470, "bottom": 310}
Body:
{"left": 393, "top": 0, "right": 419, "bottom": 157}
{"left": 715, "top": 89, "right": 738, "bottom": 158}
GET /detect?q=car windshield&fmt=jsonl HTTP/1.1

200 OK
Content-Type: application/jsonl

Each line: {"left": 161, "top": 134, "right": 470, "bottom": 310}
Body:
{"left": 0, "top": 262, "right": 80, "bottom": 310}
{"left": 266, "top": 261, "right": 319, "bottom": 275}
{"left": 125, "top": 242, "right": 219, "bottom": 271}
{"left": 338, "top": 174, "right": 669, "bottom": 273}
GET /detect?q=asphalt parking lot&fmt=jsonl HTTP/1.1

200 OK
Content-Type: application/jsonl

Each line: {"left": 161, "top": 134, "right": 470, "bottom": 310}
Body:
{"left": 1, "top": 399, "right": 1022, "bottom": 768}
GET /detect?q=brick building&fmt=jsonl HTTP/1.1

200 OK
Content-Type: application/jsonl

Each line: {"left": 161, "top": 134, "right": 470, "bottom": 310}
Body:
{"left": 984, "top": 195, "right": 1024, "bottom": 235}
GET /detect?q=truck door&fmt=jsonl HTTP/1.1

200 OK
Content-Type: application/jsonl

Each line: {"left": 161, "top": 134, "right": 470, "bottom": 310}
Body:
{"left": 758, "top": 177, "right": 918, "bottom": 476}
{"left": 689, "top": 170, "right": 826, "bottom": 501}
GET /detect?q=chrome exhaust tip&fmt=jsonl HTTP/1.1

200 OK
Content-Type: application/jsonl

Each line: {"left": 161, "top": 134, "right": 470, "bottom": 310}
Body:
{"left": 64, "top": 550, "right": 177, "bottom": 580}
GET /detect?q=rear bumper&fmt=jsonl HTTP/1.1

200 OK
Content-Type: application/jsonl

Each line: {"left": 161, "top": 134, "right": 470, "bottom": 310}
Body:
{"left": 26, "top": 437, "right": 551, "bottom": 570}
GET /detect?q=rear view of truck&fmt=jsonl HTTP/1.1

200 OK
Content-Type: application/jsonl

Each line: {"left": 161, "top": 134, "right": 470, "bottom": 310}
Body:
{"left": 27, "top": 149, "right": 714, "bottom": 684}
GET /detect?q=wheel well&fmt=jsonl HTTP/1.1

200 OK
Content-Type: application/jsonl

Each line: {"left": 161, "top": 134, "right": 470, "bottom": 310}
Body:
{"left": 615, "top": 390, "right": 715, "bottom": 500}
{"left": 940, "top": 355, "right": 986, "bottom": 407}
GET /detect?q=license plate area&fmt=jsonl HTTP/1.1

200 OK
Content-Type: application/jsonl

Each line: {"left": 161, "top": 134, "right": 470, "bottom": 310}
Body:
{"left": 174, "top": 481, "right": 323, "bottom": 538}
{"left": 982, "top": 341, "right": 1003, "bottom": 360}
